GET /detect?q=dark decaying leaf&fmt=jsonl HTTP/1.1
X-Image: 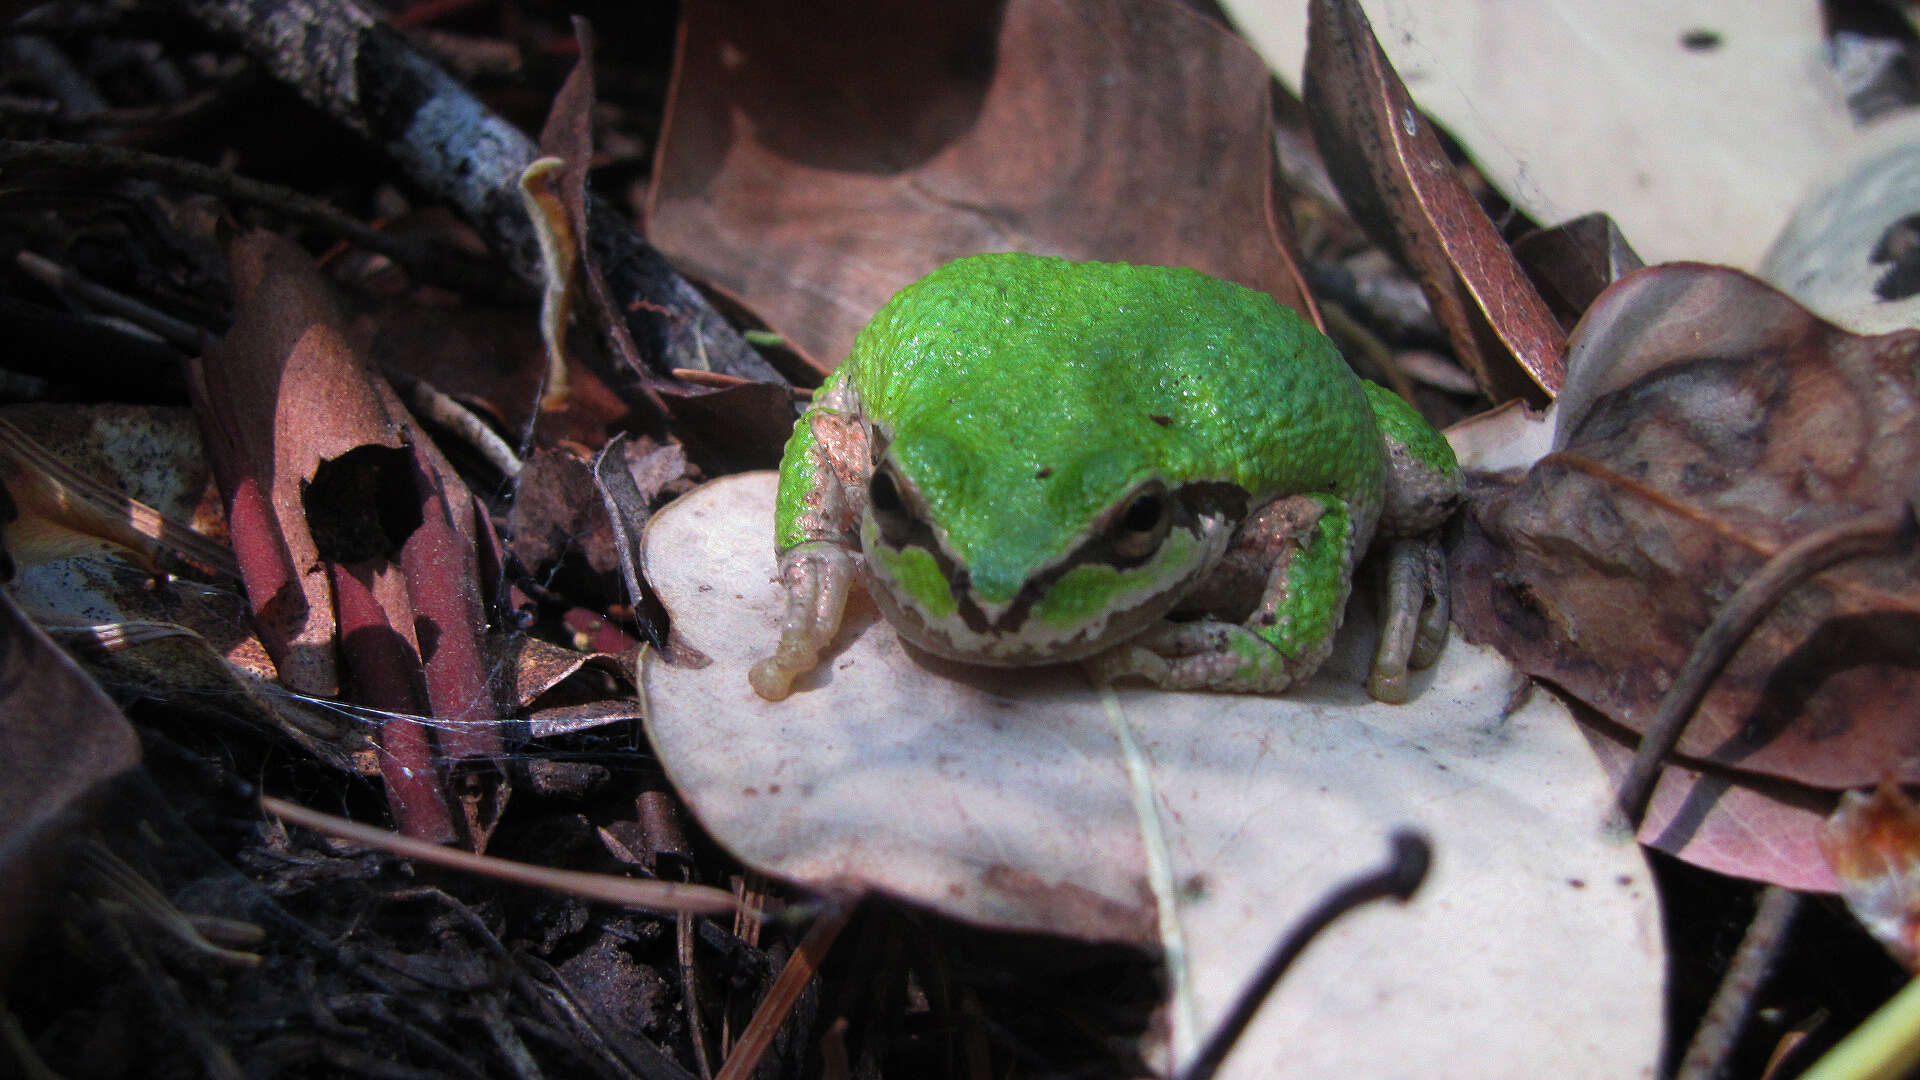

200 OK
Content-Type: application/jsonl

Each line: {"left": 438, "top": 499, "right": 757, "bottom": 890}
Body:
{"left": 0, "top": 588, "right": 141, "bottom": 981}
{"left": 650, "top": 0, "right": 1313, "bottom": 373}
{"left": 654, "top": 378, "right": 797, "bottom": 473}
{"left": 1303, "top": 0, "right": 1564, "bottom": 403}
{"left": 502, "top": 633, "right": 635, "bottom": 713}
{"left": 1452, "top": 262, "right": 1920, "bottom": 793}
{"left": 1512, "top": 213, "right": 1646, "bottom": 334}
{"left": 507, "top": 449, "right": 625, "bottom": 610}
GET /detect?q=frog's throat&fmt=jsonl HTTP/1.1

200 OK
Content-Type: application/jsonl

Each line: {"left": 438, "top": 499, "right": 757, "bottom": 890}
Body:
{"left": 861, "top": 482, "right": 1247, "bottom": 665}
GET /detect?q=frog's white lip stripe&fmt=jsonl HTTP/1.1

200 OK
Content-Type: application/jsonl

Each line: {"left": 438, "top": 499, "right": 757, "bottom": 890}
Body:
{"left": 867, "top": 564, "right": 1177, "bottom": 665}
{"left": 863, "top": 481, "right": 1248, "bottom": 664}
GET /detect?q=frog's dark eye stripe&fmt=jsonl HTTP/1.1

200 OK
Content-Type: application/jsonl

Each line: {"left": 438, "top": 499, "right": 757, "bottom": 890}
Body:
{"left": 868, "top": 469, "right": 916, "bottom": 546}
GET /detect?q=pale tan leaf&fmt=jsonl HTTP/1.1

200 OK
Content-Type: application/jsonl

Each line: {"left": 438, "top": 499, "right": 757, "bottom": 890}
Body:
{"left": 640, "top": 472, "right": 1664, "bottom": 1077}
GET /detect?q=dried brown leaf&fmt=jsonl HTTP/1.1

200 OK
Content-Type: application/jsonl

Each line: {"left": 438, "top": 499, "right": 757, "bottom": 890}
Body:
{"left": 1302, "top": 0, "right": 1564, "bottom": 402}
{"left": 532, "top": 16, "right": 670, "bottom": 428}
{"left": 650, "top": 0, "right": 1312, "bottom": 372}
{"left": 1582, "top": 722, "right": 1838, "bottom": 892}
{"left": 1452, "top": 263, "right": 1920, "bottom": 792}
{"left": 1511, "top": 213, "right": 1646, "bottom": 334}
{"left": 195, "top": 232, "right": 510, "bottom": 845}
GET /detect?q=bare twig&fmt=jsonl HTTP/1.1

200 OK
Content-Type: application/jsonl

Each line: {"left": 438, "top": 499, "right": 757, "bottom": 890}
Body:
{"left": 261, "top": 795, "right": 742, "bottom": 916}
{"left": 15, "top": 249, "right": 209, "bottom": 349}
{"left": 390, "top": 370, "right": 523, "bottom": 478}
{"left": 1676, "top": 885, "right": 1802, "bottom": 1080}
{"left": 1178, "top": 830, "right": 1432, "bottom": 1080}
{"left": 713, "top": 907, "right": 851, "bottom": 1080}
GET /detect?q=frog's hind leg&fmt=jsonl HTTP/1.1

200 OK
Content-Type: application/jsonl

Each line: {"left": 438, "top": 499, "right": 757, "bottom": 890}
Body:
{"left": 1086, "top": 494, "right": 1354, "bottom": 693}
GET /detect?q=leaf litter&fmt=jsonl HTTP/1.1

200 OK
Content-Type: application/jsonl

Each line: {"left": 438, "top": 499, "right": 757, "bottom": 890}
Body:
{"left": 5, "top": 0, "right": 1918, "bottom": 1076}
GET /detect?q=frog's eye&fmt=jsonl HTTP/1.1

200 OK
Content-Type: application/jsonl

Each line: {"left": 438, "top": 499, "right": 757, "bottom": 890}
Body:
{"left": 1109, "top": 490, "right": 1170, "bottom": 561}
{"left": 868, "top": 469, "right": 916, "bottom": 546}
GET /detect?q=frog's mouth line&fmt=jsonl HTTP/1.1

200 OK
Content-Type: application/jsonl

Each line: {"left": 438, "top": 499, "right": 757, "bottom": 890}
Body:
{"left": 868, "top": 480, "right": 1250, "bottom": 657}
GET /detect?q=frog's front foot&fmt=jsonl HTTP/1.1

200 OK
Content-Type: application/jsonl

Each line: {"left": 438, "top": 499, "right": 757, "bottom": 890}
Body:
{"left": 1085, "top": 619, "right": 1316, "bottom": 694}
{"left": 750, "top": 542, "right": 855, "bottom": 701}
{"left": 1365, "top": 536, "right": 1449, "bottom": 705}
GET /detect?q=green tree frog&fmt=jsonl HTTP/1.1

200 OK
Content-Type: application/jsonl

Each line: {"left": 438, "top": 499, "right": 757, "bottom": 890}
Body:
{"left": 749, "top": 253, "right": 1460, "bottom": 703}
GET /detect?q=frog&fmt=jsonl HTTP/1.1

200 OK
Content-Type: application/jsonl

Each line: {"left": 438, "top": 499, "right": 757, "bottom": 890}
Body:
{"left": 748, "top": 253, "right": 1460, "bottom": 704}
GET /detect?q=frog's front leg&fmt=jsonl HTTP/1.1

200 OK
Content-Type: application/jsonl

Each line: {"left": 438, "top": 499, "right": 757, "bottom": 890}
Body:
{"left": 1361, "top": 380, "right": 1460, "bottom": 702}
{"left": 749, "top": 541, "right": 856, "bottom": 700}
{"left": 1086, "top": 494, "right": 1354, "bottom": 693}
{"left": 750, "top": 378, "right": 869, "bottom": 701}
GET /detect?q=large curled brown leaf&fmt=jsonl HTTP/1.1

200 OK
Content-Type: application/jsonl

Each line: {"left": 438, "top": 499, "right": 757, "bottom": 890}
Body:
{"left": 1452, "top": 263, "right": 1920, "bottom": 793}
{"left": 649, "top": 0, "right": 1312, "bottom": 372}
{"left": 193, "top": 232, "right": 509, "bottom": 846}
{"left": 189, "top": 231, "right": 411, "bottom": 697}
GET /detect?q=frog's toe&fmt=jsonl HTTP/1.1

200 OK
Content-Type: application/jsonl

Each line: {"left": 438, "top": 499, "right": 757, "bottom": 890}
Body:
{"left": 1084, "top": 642, "right": 1172, "bottom": 687}
{"left": 1409, "top": 555, "right": 1450, "bottom": 671}
{"left": 1366, "top": 661, "right": 1411, "bottom": 705}
{"left": 1087, "top": 619, "right": 1306, "bottom": 693}
{"left": 748, "top": 656, "right": 800, "bottom": 701}
{"left": 1367, "top": 536, "right": 1449, "bottom": 703}
{"left": 751, "top": 542, "right": 855, "bottom": 701}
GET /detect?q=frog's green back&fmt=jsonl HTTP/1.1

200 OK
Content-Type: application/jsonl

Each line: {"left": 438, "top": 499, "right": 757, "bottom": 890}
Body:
{"left": 846, "top": 253, "right": 1383, "bottom": 595}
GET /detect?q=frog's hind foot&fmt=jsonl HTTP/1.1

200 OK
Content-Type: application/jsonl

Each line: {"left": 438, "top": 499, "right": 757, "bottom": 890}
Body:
{"left": 1366, "top": 536, "right": 1449, "bottom": 704}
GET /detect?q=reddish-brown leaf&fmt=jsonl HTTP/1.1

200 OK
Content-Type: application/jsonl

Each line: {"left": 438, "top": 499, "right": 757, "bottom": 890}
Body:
{"left": 1582, "top": 722, "right": 1837, "bottom": 891}
{"left": 649, "top": 0, "right": 1313, "bottom": 373}
{"left": 193, "top": 232, "right": 510, "bottom": 845}
{"left": 189, "top": 232, "right": 411, "bottom": 696}
{"left": 1303, "top": 0, "right": 1564, "bottom": 402}
{"left": 1511, "top": 213, "right": 1646, "bottom": 334}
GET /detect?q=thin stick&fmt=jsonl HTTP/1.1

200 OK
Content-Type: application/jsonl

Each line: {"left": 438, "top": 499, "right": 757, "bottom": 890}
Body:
{"left": 713, "top": 907, "right": 851, "bottom": 1080}
{"left": 1613, "top": 505, "right": 1916, "bottom": 831}
{"left": 15, "top": 249, "right": 208, "bottom": 349}
{"left": 1177, "top": 830, "right": 1432, "bottom": 1080}
{"left": 260, "top": 795, "right": 741, "bottom": 916}
{"left": 1675, "top": 885, "right": 1802, "bottom": 1080}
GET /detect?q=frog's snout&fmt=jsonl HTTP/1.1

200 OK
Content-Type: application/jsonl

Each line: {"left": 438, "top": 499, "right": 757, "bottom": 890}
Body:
{"left": 956, "top": 559, "right": 1025, "bottom": 609}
